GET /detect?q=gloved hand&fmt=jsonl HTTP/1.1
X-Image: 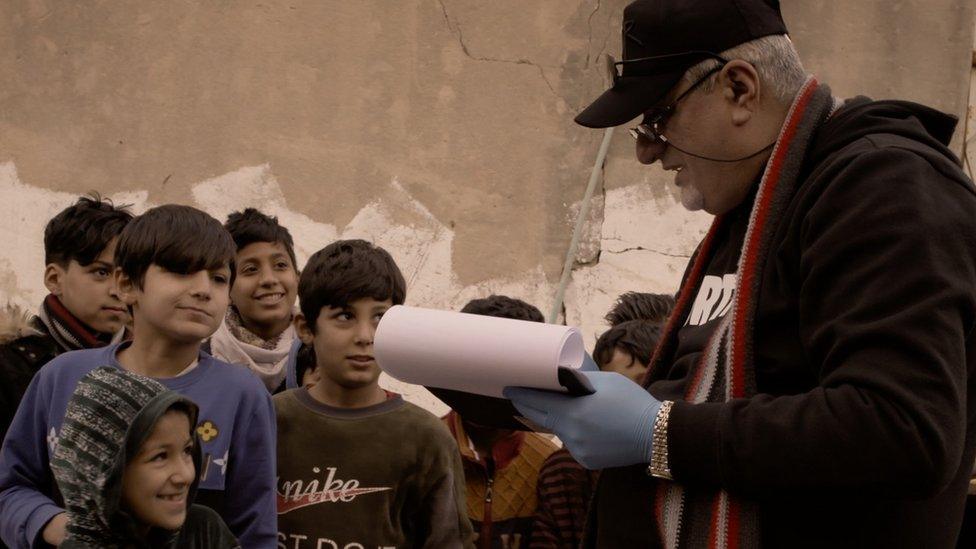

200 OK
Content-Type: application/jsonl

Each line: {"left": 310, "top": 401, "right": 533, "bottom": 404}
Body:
{"left": 504, "top": 371, "right": 662, "bottom": 470}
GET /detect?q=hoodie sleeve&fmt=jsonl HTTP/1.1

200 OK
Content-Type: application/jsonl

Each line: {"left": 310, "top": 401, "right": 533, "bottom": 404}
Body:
{"left": 222, "top": 384, "right": 277, "bottom": 548}
{"left": 666, "top": 146, "right": 976, "bottom": 498}
{"left": 0, "top": 368, "right": 65, "bottom": 548}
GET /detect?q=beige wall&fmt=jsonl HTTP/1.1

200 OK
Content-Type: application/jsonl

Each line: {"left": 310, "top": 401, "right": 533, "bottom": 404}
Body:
{"left": 2, "top": 0, "right": 973, "bottom": 412}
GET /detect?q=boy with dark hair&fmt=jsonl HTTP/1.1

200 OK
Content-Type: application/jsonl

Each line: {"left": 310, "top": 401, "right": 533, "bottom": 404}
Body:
{"left": 208, "top": 208, "right": 299, "bottom": 393}
{"left": 51, "top": 367, "right": 238, "bottom": 548}
{"left": 275, "top": 239, "right": 473, "bottom": 548}
{"left": 603, "top": 291, "right": 675, "bottom": 326}
{"left": 443, "top": 295, "right": 558, "bottom": 549}
{"left": 591, "top": 319, "right": 662, "bottom": 384}
{"left": 0, "top": 195, "right": 132, "bottom": 442}
{"left": 0, "top": 205, "right": 277, "bottom": 549}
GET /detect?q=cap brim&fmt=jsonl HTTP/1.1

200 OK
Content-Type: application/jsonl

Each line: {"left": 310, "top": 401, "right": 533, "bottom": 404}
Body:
{"left": 574, "top": 70, "right": 685, "bottom": 128}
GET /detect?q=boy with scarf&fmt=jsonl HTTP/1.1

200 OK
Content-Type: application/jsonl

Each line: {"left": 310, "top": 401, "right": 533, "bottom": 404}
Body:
{"left": 207, "top": 208, "right": 299, "bottom": 393}
{"left": 275, "top": 239, "right": 473, "bottom": 548}
{"left": 51, "top": 367, "right": 238, "bottom": 548}
{"left": 0, "top": 205, "right": 277, "bottom": 548}
{"left": 0, "top": 195, "right": 131, "bottom": 442}
{"left": 506, "top": 1, "right": 976, "bottom": 547}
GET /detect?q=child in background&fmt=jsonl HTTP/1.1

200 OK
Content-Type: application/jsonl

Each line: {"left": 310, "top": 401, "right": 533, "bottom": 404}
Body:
{"left": 590, "top": 319, "right": 662, "bottom": 384}
{"left": 0, "top": 205, "right": 277, "bottom": 549}
{"left": 208, "top": 208, "right": 299, "bottom": 393}
{"left": 531, "top": 318, "right": 666, "bottom": 548}
{"left": 0, "top": 195, "right": 132, "bottom": 441}
{"left": 443, "top": 295, "right": 558, "bottom": 549}
{"left": 51, "top": 367, "right": 238, "bottom": 548}
{"left": 275, "top": 239, "right": 473, "bottom": 548}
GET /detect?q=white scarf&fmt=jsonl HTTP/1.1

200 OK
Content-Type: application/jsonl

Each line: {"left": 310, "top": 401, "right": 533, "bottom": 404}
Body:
{"left": 209, "top": 317, "right": 295, "bottom": 392}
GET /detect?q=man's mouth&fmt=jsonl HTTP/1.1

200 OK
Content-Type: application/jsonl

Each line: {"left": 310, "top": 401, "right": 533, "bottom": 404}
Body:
{"left": 101, "top": 306, "right": 126, "bottom": 313}
{"left": 254, "top": 292, "right": 285, "bottom": 304}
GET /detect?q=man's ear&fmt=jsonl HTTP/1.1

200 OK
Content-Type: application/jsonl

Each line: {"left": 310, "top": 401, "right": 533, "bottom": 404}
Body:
{"left": 43, "top": 263, "right": 66, "bottom": 295}
{"left": 114, "top": 268, "right": 138, "bottom": 307}
{"left": 720, "top": 60, "right": 761, "bottom": 126}
{"left": 294, "top": 313, "right": 314, "bottom": 345}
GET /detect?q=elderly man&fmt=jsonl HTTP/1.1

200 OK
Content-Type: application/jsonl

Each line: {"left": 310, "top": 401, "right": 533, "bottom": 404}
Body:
{"left": 505, "top": 0, "right": 976, "bottom": 547}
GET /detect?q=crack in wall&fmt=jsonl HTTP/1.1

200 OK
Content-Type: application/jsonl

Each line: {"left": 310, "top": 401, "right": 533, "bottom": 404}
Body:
{"left": 604, "top": 244, "right": 691, "bottom": 259}
{"left": 585, "top": 0, "right": 602, "bottom": 66}
{"left": 437, "top": 0, "right": 563, "bottom": 101}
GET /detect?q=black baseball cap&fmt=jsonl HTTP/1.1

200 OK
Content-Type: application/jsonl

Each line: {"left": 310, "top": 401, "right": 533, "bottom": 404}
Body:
{"left": 574, "top": 0, "right": 788, "bottom": 128}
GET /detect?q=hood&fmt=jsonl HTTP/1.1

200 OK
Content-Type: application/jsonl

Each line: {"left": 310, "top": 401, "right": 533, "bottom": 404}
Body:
{"left": 808, "top": 97, "right": 962, "bottom": 170}
{"left": 51, "top": 367, "right": 201, "bottom": 548}
{"left": 0, "top": 302, "right": 40, "bottom": 344}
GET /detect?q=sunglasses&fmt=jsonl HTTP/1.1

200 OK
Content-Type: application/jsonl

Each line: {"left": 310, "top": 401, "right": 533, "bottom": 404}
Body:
{"left": 628, "top": 63, "right": 726, "bottom": 144}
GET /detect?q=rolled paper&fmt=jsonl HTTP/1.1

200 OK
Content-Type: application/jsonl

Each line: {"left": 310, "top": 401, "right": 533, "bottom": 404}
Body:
{"left": 374, "top": 305, "right": 585, "bottom": 398}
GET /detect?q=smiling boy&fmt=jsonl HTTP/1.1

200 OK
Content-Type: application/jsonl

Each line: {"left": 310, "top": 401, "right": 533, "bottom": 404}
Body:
{"left": 208, "top": 208, "right": 299, "bottom": 393}
{"left": 0, "top": 205, "right": 277, "bottom": 549}
{"left": 0, "top": 195, "right": 131, "bottom": 441}
{"left": 275, "top": 239, "right": 473, "bottom": 548}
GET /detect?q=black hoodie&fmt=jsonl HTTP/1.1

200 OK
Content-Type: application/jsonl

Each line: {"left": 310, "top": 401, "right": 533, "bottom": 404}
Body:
{"left": 590, "top": 98, "right": 976, "bottom": 548}
{"left": 50, "top": 367, "right": 239, "bottom": 549}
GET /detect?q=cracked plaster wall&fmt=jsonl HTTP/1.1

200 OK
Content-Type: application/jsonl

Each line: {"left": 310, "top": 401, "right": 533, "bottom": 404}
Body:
{"left": 1, "top": 1, "right": 974, "bottom": 412}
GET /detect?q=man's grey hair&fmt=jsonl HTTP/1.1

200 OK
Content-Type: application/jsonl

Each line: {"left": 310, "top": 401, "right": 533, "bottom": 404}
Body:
{"left": 683, "top": 34, "right": 807, "bottom": 105}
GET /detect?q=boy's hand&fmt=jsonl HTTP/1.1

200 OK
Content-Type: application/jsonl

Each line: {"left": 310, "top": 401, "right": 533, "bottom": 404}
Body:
{"left": 42, "top": 512, "right": 68, "bottom": 546}
{"left": 504, "top": 371, "right": 662, "bottom": 470}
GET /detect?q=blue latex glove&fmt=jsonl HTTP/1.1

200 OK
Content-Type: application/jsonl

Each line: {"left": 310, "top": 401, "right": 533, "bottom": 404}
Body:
{"left": 504, "top": 371, "right": 662, "bottom": 470}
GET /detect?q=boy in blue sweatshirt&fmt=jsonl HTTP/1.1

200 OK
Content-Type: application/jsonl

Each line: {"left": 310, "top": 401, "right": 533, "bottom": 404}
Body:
{"left": 0, "top": 205, "right": 277, "bottom": 549}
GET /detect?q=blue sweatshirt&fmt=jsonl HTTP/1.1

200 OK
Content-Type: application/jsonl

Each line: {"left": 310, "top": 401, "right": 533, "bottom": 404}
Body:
{"left": 0, "top": 342, "right": 277, "bottom": 548}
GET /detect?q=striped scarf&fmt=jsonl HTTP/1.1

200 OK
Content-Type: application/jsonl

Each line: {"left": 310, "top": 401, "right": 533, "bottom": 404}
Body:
{"left": 35, "top": 294, "right": 119, "bottom": 352}
{"left": 643, "top": 78, "right": 835, "bottom": 549}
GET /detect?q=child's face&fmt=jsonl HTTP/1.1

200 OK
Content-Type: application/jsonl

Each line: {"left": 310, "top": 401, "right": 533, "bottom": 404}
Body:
{"left": 119, "top": 264, "right": 231, "bottom": 344}
{"left": 44, "top": 237, "right": 128, "bottom": 334}
{"left": 297, "top": 297, "right": 393, "bottom": 390}
{"left": 121, "top": 410, "right": 194, "bottom": 532}
{"left": 230, "top": 241, "right": 298, "bottom": 337}
{"left": 600, "top": 347, "right": 649, "bottom": 384}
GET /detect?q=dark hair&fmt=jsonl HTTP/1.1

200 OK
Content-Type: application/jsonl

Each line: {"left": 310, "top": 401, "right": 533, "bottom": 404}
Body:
{"left": 592, "top": 320, "right": 662, "bottom": 370}
{"left": 298, "top": 239, "right": 406, "bottom": 331}
{"left": 44, "top": 194, "right": 133, "bottom": 266}
{"left": 460, "top": 295, "right": 544, "bottom": 323}
{"left": 224, "top": 208, "right": 298, "bottom": 270}
{"left": 604, "top": 292, "right": 676, "bottom": 326}
{"left": 115, "top": 204, "right": 236, "bottom": 288}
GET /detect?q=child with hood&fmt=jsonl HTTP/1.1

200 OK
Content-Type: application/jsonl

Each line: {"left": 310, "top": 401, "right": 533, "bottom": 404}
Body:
{"left": 50, "top": 367, "right": 238, "bottom": 548}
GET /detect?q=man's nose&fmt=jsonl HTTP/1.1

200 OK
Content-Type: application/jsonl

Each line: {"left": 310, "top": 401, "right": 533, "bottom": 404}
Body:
{"left": 636, "top": 137, "right": 667, "bottom": 165}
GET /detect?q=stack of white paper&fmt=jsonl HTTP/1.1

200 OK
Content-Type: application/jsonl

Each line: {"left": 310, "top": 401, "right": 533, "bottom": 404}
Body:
{"left": 374, "top": 305, "right": 585, "bottom": 398}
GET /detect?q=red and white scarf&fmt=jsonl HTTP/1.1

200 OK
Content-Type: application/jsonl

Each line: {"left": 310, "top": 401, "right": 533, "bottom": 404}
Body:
{"left": 643, "top": 77, "right": 836, "bottom": 549}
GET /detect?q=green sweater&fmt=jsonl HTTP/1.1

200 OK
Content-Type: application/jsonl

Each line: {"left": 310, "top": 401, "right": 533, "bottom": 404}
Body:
{"left": 274, "top": 388, "right": 474, "bottom": 548}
